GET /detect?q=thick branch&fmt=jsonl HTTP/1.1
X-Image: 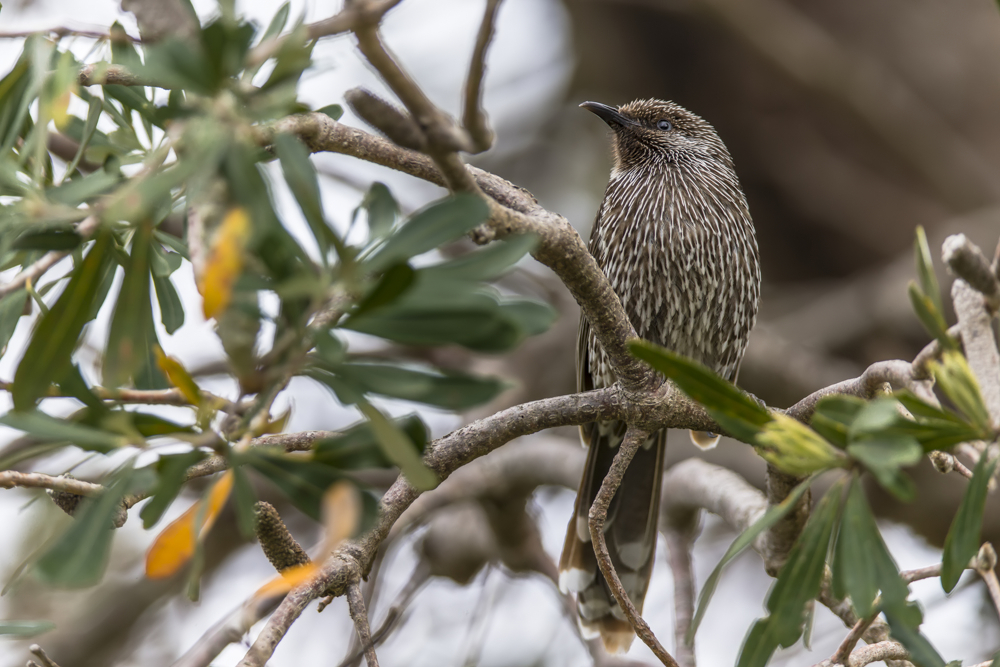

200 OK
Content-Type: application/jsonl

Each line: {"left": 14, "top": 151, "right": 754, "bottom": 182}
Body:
{"left": 950, "top": 279, "right": 1000, "bottom": 428}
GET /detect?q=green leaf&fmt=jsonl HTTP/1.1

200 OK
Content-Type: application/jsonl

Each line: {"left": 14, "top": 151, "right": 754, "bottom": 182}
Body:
{"left": 847, "top": 436, "right": 921, "bottom": 501}
{"left": 13, "top": 231, "right": 113, "bottom": 410}
{"left": 242, "top": 449, "right": 342, "bottom": 521}
{"left": 736, "top": 620, "right": 781, "bottom": 667}
{"left": 832, "top": 476, "right": 909, "bottom": 617}
{"left": 941, "top": 452, "right": 999, "bottom": 592}
{"left": 152, "top": 273, "right": 185, "bottom": 334}
{"left": 766, "top": 479, "right": 843, "bottom": 642}
{"left": 35, "top": 466, "right": 134, "bottom": 587}
{"left": 231, "top": 464, "right": 257, "bottom": 537}
{"left": 885, "top": 609, "right": 946, "bottom": 667}
{"left": 345, "top": 285, "right": 553, "bottom": 353}
{"left": 419, "top": 233, "right": 537, "bottom": 283}
{"left": 0, "top": 410, "right": 125, "bottom": 452}
{"left": 738, "top": 479, "right": 845, "bottom": 667}
{"left": 929, "top": 351, "right": 994, "bottom": 436}
{"left": 47, "top": 169, "right": 121, "bottom": 207}
{"left": 689, "top": 475, "right": 815, "bottom": 643}
{"left": 139, "top": 450, "right": 208, "bottom": 528}
{"left": 313, "top": 414, "right": 426, "bottom": 470}
{"left": 359, "top": 401, "right": 437, "bottom": 490}
{"left": 316, "top": 104, "right": 344, "bottom": 121}
{"left": 908, "top": 282, "right": 956, "bottom": 350}
{"left": 105, "top": 222, "right": 157, "bottom": 387}
{"left": 914, "top": 226, "right": 944, "bottom": 318}
{"left": 12, "top": 229, "right": 82, "bottom": 250}
{"left": 366, "top": 194, "right": 489, "bottom": 271}
{"left": 352, "top": 262, "right": 414, "bottom": 318}
{"left": 149, "top": 241, "right": 183, "bottom": 277}
{"left": 259, "top": 2, "right": 290, "bottom": 46}
{"left": 0, "top": 620, "right": 56, "bottom": 636}
{"left": 313, "top": 361, "right": 508, "bottom": 411}
{"left": 63, "top": 95, "right": 103, "bottom": 178}
{"left": 128, "top": 412, "right": 195, "bottom": 437}
{"left": 628, "top": 340, "right": 772, "bottom": 442}
{"left": 0, "top": 287, "right": 27, "bottom": 356}
{"left": 274, "top": 132, "right": 341, "bottom": 259}
{"left": 260, "top": 23, "right": 313, "bottom": 90}
{"left": 810, "top": 395, "right": 866, "bottom": 448}
{"left": 355, "top": 181, "right": 399, "bottom": 240}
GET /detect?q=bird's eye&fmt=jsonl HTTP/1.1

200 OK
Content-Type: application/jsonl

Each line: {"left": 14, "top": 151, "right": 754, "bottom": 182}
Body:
{"left": 657, "top": 119, "right": 672, "bottom": 131}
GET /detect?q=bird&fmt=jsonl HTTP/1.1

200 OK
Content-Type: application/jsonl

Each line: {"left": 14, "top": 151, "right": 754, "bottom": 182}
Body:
{"left": 559, "top": 99, "right": 761, "bottom": 653}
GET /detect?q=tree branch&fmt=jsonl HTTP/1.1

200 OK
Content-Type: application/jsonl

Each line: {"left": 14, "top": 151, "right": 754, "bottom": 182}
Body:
{"left": 588, "top": 427, "right": 679, "bottom": 667}
{"left": 462, "top": 0, "right": 502, "bottom": 152}
{"left": 346, "top": 580, "right": 380, "bottom": 667}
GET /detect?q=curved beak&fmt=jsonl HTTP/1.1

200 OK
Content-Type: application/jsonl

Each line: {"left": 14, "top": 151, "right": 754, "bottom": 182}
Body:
{"left": 580, "top": 101, "right": 630, "bottom": 128}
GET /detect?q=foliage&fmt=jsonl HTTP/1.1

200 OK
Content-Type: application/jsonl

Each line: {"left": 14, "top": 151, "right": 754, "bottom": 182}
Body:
{"left": 630, "top": 228, "right": 999, "bottom": 667}
{"left": 0, "top": 7, "right": 553, "bottom": 594}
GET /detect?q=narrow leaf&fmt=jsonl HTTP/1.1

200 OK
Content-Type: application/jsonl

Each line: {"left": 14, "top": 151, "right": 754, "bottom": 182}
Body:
{"left": 145, "top": 471, "right": 233, "bottom": 579}
{"left": 13, "top": 231, "right": 112, "bottom": 410}
{"left": 0, "top": 410, "right": 124, "bottom": 452}
{"left": 104, "top": 222, "right": 155, "bottom": 387}
{"left": 629, "top": 340, "right": 772, "bottom": 442}
{"left": 941, "top": 452, "right": 999, "bottom": 592}
{"left": 35, "top": 466, "right": 134, "bottom": 587}
{"left": 198, "top": 207, "right": 251, "bottom": 319}
{"left": 929, "top": 350, "right": 993, "bottom": 435}
{"left": 914, "top": 226, "right": 944, "bottom": 317}
{"left": 0, "top": 288, "right": 27, "bottom": 357}
{"left": 366, "top": 194, "right": 489, "bottom": 271}
{"left": 832, "top": 476, "right": 909, "bottom": 617}
{"left": 139, "top": 450, "right": 208, "bottom": 529}
{"left": 688, "top": 475, "right": 815, "bottom": 643}
{"left": 0, "top": 620, "right": 56, "bottom": 636}
{"left": 358, "top": 400, "right": 437, "bottom": 490}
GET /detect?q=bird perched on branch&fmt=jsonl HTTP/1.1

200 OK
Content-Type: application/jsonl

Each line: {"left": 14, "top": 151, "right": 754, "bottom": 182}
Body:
{"left": 559, "top": 99, "right": 760, "bottom": 652}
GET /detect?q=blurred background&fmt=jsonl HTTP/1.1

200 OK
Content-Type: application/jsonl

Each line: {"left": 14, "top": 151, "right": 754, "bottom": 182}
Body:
{"left": 0, "top": 0, "right": 999, "bottom": 665}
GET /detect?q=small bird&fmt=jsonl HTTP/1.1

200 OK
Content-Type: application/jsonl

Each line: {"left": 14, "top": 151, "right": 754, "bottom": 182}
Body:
{"left": 559, "top": 99, "right": 761, "bottom": 652}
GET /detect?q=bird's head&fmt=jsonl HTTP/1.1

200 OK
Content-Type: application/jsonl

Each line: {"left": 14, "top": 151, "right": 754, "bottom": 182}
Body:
{"left": 581, "top": 98, "right": 731, "bottom": 174}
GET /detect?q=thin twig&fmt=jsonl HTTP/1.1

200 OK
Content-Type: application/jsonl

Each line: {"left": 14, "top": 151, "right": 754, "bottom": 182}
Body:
{"left": 588, "top": 427, "right": 680, "bottom": 667}
{"left": 346, "top": 580, "right": 380, "bottom": 667}
{"left": 27, "top": 645, "right": 61, "bottom": 667}
{"left": 0, "top": 471, "right": 103, "bottom": 496}
{"left": 462, "top": 0, "right": 502, "bottom": 152}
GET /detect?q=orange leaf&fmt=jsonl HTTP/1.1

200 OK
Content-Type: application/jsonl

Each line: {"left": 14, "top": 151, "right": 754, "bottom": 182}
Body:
{"left": 198, "top": 207, "right": 251, "bottom": 319}
{"left": 321, "top": 481, "right": 361, "bottom": 556}
{"left": 253, "top": 562, "right": 320, "bottom": 600}
{"left": 145, "top": 471, "right": 234, "bottom": 579}
{"left": 154, "top": 347, "right": 202, "bottom": 406}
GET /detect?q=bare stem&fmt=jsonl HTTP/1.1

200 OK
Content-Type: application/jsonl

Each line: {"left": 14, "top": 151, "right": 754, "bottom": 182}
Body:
{"left": 588, "top": 427, "right": 680, "bottom": 667}
{"left": 462, "top": 0, "right": 502, "bottom": 152}
{"left": 346, "top": 581, "right": 380, "bottom": 667}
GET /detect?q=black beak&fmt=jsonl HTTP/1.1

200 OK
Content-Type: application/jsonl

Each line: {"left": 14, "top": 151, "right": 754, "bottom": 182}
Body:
{"left": 580, "top": 101, "right": 630, "bottom": 128}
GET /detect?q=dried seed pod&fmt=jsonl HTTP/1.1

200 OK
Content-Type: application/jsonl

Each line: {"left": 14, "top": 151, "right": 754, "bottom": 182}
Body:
{"left": 345, "top": 88, "right": 427, "bottom": 152}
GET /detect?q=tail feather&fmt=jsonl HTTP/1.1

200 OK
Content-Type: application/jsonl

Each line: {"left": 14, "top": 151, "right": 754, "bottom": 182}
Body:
{"left": 559, "top": 422, "right": 665, "bottom": 653}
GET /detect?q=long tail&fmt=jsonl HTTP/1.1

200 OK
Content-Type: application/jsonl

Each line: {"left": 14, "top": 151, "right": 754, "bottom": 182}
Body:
{"left": 558, "top": 421, "right": 666, "bottom": 653}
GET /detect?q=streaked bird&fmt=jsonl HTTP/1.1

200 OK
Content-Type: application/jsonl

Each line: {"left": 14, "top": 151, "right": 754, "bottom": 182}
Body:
{"left": 559, "top": 99, "right": 761, "bottom": 653}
